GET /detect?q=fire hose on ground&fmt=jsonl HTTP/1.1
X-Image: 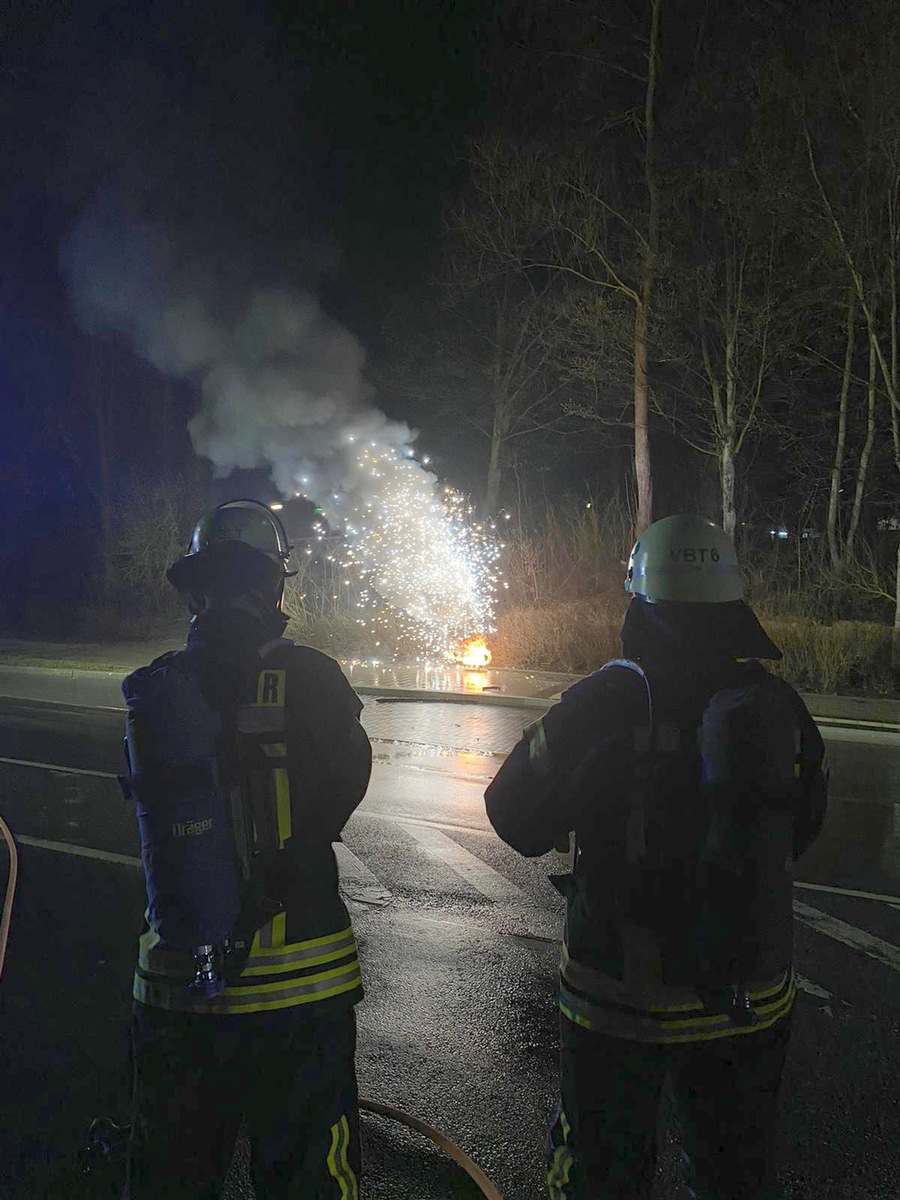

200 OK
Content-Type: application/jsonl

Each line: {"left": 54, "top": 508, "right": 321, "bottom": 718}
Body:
{"left": 359, "top": 1097, "right": 503, "bottom": 1200}
{"left": 0, "top": 813, "right": 18, "bottom": 983}
{"left": 85, "top": 1099, "right": 504, "bottom": 1197}
{"left": 85, "top": 1101, "right": 504, "bottom": 1197}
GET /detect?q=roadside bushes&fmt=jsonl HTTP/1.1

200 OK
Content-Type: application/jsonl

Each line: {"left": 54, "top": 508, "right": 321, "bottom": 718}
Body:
{"left": 285, "top": 613, "right": 382, "bottom": 660}
{"left": 491, "top": 600, "right": 622, "bottom": 672}
{"left": 762, "top": 615, "right": 894, "bottom": 695}
{"left": 490, "top": 499, "right": 629, "bottom": 672}
{"left": 492, "top": 602, "right": 895, "bottom": 693}
{"left": 492, "top": 499, "right": 897, "bottom": 693}
{"left": 81, "top": 473, "right": 204, "bottom": 639}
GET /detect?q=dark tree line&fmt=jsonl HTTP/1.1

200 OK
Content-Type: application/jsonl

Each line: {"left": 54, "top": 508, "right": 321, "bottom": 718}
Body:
{"left": 379, "top": 0, "right": 900, "bottom": 630}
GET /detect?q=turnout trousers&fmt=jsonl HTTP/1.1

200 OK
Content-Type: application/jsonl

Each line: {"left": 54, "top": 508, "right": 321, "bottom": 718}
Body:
{"left": 123, "top": 1002, "right": 360, "bottom": 1200}
{"left": 546, "top": 1012, "right": 792, "bottom": 1200}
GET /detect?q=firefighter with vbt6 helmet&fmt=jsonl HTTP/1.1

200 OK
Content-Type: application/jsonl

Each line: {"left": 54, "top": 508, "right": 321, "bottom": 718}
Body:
{"left": 120, "top": 498, "right": 371, "bottom": 1200}
{"left": 485, "top": 515, "right": 827, "bottom": 1200}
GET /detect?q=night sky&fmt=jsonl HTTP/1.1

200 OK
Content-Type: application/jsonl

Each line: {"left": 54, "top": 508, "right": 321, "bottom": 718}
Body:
{"left": 1, "top": 0, "right": 490, "bottom": 625}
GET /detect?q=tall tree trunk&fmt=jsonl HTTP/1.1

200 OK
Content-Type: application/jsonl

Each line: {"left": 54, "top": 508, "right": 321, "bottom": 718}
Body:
{"left": 633, "top": 0, "right": 661, "bottom": 536}
{"left": 846, "top": 334, "right": 877, "bottom": 558}
{"left": 485, "top": 300, "right": 509, "bottom": 518}
{"left": 633, "top": 296, "right": 652, "bottom": 534}
{"left": 721, "top": 315, "right": 738, "bottom": 537}
{"left": 720, "top": 440, "right": 736, "bottom": 537}
{"left": 485, "top": 424, "right": 504, "bottom": 516}
{"left": 826, "top": 290, "right": 855, "bottom": 572}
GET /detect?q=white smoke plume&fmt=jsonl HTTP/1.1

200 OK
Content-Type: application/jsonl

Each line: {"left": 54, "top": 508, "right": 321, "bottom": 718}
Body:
{"left": 61, "top": 196, "right": 496, "bottom": 651}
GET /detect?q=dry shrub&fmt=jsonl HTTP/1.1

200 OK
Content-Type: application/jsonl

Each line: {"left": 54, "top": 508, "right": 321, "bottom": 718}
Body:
{"left": 763, "top": 614, "right": 894, "bottom": 695}
{"left": 286, "top": 614, "right": 380, "bottom": 659}
{"left": 493, "top": 497, "right": 631, "bottom": 671}
{"left": 83, "top": 473, "right": 205, "bottom": 638}
{"left": 492, "top": 599, "right": 624, "bottom": 673}
{"left": 492, "top": 604, "right": 895, "bottom": 694}
{"left": 501, "top": 499, "right": 632, "bottom": 610}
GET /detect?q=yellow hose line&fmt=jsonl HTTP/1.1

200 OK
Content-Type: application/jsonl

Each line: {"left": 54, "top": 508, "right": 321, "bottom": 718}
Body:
{"left": 359, "top": 1098, "right": 503, "bottom": 1200}
{"left": 0, "top": 814, "right": 18, "bottom": 981}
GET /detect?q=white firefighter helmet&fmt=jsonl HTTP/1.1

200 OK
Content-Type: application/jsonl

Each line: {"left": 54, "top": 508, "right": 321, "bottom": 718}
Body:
{"left": 625, "top": 515, "right": 743, "bottom": 603}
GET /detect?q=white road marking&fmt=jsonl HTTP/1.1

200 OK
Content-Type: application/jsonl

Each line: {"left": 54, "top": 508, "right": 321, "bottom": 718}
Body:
{"left": 334, "top": 842, "right": 393, "bottom": 906}
{"left": 15, "top": 832, "right": 396, "bottom": 909}
{"left": 358, "top": 811, "right": 491, "bottom": 836}
{"left": 370, "top": 756, "right": 496, "bottom": 785}
{"left": 793, "top": 899, "right": 900, "bottom": 971}
{"left": 816, "top": 716, "right": 900, "bottom": 734}
{"left": 16, "top": 834, "right": 141, "bottom": 868}
{"left": 795, "top": 880, "right": 900, "bottom": 909}
{"left": 0, "top": 755, "right": 117, "bottom": 779}
{"left": 396, "top": 819, "right": 528, "bottom": 901}
{"left": 819, "top": 725, "right": 900, "bottom": 745}
{"left": 795, "top": 973, "right": 833, "bottom": 1000}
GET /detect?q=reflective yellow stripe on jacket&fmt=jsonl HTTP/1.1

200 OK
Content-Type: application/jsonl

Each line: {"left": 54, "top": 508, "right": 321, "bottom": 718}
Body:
{"left": 134, "top": 920, "right": 362, "bottom": 1015}
{"left": 559, "top": 944, "right": 795, "bottom": 1043}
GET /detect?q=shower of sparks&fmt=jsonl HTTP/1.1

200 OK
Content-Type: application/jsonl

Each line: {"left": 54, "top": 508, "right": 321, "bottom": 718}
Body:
{"left": 296, "top": 438, "right": 501, "bottom": 658}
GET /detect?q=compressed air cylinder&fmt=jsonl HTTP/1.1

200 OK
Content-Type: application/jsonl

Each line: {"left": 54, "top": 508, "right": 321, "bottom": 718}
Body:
{"left": 124, "top": 661, "right": 242, "bottom": 952}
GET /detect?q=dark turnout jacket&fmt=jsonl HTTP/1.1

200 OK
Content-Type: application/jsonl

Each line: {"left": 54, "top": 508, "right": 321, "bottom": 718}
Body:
{"left": 124, "top": 609, "right": 372, "bottom": 1018}
{"left": 486, "top": 602, "right": 827, "bottom": 1043}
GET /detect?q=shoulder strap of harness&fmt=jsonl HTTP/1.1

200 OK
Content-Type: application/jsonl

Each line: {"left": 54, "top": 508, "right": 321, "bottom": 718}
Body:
{"left": 600, "top": 659, "right": 653, "bottom": 864}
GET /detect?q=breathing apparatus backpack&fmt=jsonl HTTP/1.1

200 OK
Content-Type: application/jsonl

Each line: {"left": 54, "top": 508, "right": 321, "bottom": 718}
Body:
{"left": 601, "top": 659, "right": 801, "bottom": 1023}
{"left": 121, "top": 638, "right": 294, "bottom": 997}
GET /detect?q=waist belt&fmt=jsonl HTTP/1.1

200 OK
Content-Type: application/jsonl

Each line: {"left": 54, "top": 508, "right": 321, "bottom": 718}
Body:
{"left": 560, "top": 944, "right": 794, "bottom": 1043}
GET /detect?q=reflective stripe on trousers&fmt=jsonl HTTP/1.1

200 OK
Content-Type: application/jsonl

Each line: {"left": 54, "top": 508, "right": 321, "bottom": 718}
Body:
{"left": 546, "top": 1108, "right": 574, "bottom": 1198}
{"left": 546, "top": 1011, "right": 791, "bottom": 1200}
{"left": 327, "top": 1113, "right": 359, "bottom": 1200}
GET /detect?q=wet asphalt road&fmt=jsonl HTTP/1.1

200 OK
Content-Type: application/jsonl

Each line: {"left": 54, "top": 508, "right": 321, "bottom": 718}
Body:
{"left": 0, "top": 693, "right": 898, "bottom": 1200}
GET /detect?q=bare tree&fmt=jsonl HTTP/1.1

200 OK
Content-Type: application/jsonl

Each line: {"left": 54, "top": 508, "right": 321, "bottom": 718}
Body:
{"left": 523, "top": 0, "right": 662, "bottom": 535}
{"left": 818, "top": 291, "right": 879, "bottom": 574}
{"left": 442, "top": 138, "right": 567, "bottom": 515}
{"left": 801, "top": 0, "right": 900, "bottom": 655}
{"left": 635, "top": 0, "right": 662, "bottom": 534}
{"left": 685, "top": 221, "right": 782, "bottom": 537}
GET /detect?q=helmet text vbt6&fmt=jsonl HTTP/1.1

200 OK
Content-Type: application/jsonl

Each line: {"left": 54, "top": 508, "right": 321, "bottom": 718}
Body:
{"left": 625, "top": 515, "right": 743, "bottom": 604}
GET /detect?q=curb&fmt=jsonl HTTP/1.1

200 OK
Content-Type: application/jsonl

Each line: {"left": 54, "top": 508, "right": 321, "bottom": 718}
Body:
{"left": 0, "top": 662, "right": 555, "bottom": 713}
{"left": 0, "top": 664, "right": 124, "bottom": 678}
{"left": 354, "top": 686, "right": 551, "bottom": 711}
{"left": 0, "top": 662, "right": 898, "bottom": 727}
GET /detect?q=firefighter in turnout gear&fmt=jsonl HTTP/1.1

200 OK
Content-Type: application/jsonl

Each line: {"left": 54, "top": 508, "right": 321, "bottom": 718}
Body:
{"left": 485, "top": 516, "right": 827, "bottom": 1200}
{"left": 121, "top": 499, "right": 371, "bottom": 1199}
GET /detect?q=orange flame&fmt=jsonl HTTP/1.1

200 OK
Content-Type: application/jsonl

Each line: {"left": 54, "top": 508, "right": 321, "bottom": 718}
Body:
{"left": 453, "top": 635, "right": 492, "bottom": 668}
